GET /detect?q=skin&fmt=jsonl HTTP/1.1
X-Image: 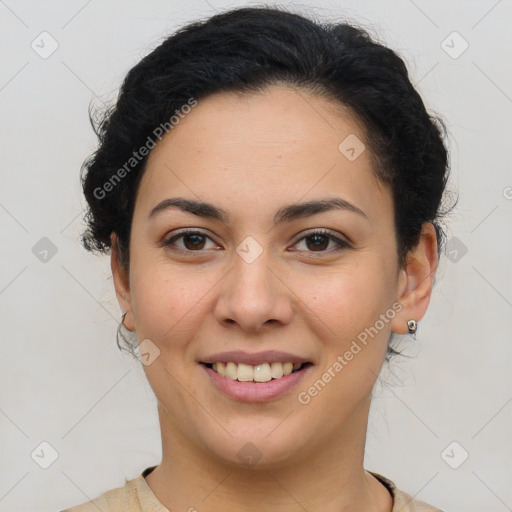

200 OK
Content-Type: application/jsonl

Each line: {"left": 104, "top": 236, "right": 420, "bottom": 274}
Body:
{"left": 111, "top": 85, "right": 438, "bottom": 512}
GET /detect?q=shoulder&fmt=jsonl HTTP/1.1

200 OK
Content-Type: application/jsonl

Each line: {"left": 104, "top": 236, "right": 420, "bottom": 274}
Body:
{"left": 369, "top": 471, "right": 445, "bottom": 512}
{"left": 61, "top": 468, "right": 162, "bottom": 512}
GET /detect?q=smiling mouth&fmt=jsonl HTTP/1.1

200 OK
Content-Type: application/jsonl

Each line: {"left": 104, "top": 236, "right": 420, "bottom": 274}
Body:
{"left": 202, "top": 361, "right": 313, "bottom": 383}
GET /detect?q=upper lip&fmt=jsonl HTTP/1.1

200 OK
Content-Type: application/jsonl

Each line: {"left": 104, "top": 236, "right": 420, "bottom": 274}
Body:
{"left": 200, "top": 350, "right": 312, "bottom": 366}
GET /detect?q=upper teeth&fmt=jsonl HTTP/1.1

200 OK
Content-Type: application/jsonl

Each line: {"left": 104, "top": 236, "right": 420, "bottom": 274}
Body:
{"left": 211, "top": 361, "right": 302, "bottom": 382}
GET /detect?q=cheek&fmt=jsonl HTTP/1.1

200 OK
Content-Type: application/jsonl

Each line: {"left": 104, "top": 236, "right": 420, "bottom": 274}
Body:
{"left": 295, "top": 269, "right": 392, "bottom": 426}
{"left": 296, "top": 259, "right": 392, "bottom": 342}
{"left": 129, "top": 256, "right": 217, "bottom": 345}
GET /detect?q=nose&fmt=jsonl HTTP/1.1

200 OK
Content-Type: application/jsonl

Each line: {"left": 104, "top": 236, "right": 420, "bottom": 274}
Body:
{"left": 213, "top": 247, "right": 294, "bottom": 334}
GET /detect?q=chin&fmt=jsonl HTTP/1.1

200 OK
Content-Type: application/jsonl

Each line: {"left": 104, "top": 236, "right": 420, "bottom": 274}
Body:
{"left": 198, "top": 424, "right": 311, "bottom": 471}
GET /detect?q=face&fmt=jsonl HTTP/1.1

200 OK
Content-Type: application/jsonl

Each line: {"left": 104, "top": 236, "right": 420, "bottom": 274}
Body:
{"left": 114, "top": 86, "right": 418, "bottom": 468}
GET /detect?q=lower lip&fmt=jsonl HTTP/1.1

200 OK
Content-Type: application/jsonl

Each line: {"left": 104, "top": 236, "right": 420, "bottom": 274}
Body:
{"left": 200, "top": 363, "right": 313, "bottom": 403}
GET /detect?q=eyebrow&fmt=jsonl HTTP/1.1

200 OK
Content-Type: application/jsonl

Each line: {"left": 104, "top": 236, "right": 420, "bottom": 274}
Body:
{"left": 148, "top": 196, "right": 369, "bottom": 224}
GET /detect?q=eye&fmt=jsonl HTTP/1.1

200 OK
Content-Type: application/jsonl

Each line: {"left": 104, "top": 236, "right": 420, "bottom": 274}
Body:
{"left": 291, "top": 229, "right": 350, "bottom": 253}
{"left": 163, "top": 230, "right": 219, "bottom": 252}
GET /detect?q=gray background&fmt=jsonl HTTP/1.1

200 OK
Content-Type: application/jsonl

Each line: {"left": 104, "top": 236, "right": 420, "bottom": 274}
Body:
{"left": 0, "top": 1, "right": 511, "bottom": 511}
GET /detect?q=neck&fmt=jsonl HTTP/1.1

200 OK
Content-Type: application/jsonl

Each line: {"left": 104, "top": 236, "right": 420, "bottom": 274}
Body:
{"left": 145, "top": 397, "right": 392, "bottom": 512}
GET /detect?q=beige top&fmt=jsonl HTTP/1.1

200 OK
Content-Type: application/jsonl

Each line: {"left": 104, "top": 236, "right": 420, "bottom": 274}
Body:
{"left": 62, "top": 466, "right": 443, "bottom": 512}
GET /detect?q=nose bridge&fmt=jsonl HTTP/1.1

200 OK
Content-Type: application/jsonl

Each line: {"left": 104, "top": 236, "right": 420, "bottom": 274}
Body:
{"left": 231, "top": 242, "right": 278, "bottom": 308}
{"left": 234, "top": 246, "right": 274, "bottom": 298}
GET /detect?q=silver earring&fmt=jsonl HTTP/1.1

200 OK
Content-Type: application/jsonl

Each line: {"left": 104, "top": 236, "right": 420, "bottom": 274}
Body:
{"left": 407, "top": 319, "right": 418, "bottom": 338}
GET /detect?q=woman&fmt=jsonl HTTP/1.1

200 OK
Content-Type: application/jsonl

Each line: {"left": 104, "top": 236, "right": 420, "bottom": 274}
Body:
{"left": 63, "top": 5, "right": 454, "bottom": 511}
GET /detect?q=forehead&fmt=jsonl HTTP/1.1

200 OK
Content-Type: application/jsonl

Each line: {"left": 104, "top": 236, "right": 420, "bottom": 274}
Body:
{"left": 137, "top": 86, "right": 391, "bottom": 226}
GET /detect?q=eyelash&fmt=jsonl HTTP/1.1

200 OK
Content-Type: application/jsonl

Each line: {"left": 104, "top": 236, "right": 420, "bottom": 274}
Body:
{"left": 162, "top": 228, "right": 351, "bottom": 256}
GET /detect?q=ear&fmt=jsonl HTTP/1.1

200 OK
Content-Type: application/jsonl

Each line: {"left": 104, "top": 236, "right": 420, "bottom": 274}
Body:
{"left": 111, "top": 233, "right": 135, "bottom": 331}
{"left": 391, "top": 222, "right": 439, "bottom": 334}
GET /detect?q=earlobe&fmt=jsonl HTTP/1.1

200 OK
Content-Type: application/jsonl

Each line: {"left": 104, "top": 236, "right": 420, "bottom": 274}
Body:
{"left": 391, "top": 223, "right": 439, "bottom": 335}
